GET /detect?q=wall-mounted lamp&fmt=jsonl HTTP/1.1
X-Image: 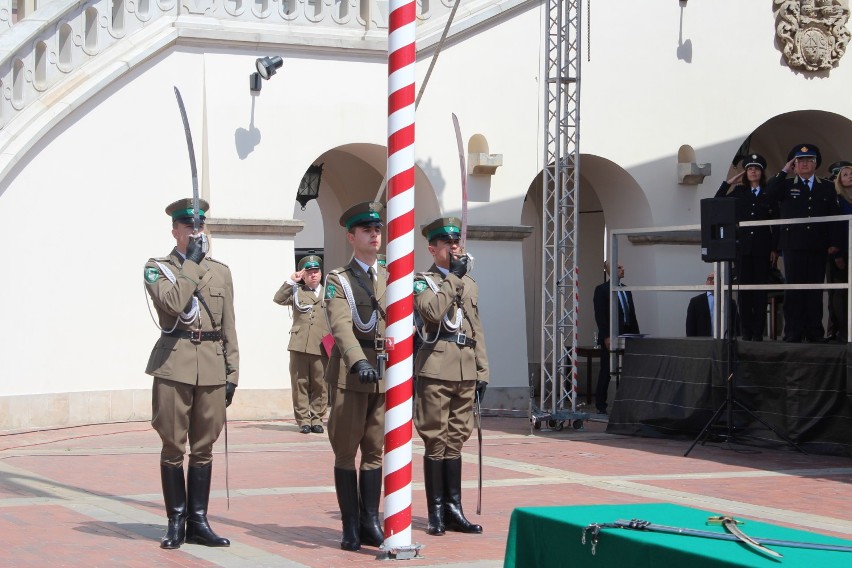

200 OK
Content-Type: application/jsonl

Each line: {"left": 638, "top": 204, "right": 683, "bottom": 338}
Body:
{"left": 256, "top": 56, "right": 283, "bottom": 80}
{"left": 249, "top": 72, "right": 262, "bottom": 94}
{"left": 679, "top": 0, "right": 688, "bottom": 6}
{"left": 297, "top": 163, "right": 324, "bottom": 210}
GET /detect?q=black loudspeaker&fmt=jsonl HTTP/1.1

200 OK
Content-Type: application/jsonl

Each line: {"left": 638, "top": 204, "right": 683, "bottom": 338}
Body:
{"left": 700, "top": 198, "right": 737, "bottom": 262}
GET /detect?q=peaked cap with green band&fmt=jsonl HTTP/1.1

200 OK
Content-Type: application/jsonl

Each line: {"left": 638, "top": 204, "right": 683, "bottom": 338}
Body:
{"left": 165, "top": 197, "right": 210, "bottom": 221}
{"left": 339, "top": 201, "right": 384, "bottom": 230}
{"left": 421, "top": 216, "right": 462, "bottom": 241}
{"left": 298, "top": 255, "right": 322, "bottom": 270}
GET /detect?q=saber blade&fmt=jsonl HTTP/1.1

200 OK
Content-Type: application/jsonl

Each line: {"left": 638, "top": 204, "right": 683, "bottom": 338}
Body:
{"left": 173, "top": 86, "right": 201, "bottom": 233}
{"left": 451, "top": 113, "right": 468, "bottom": 249}
{"left": 474, "top": 390, "right": 482, "bottom": 514}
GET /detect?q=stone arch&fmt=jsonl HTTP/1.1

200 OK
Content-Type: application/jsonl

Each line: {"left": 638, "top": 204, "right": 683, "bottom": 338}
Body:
{"left": 292, "top": 142, "right": 442, "bottom": 273}
{"left": 521, "top": 155, "right": 652, "bottom": 373}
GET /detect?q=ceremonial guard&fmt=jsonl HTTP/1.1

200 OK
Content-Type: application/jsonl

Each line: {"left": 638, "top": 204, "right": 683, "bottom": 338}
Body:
{"left": 413, "top": 217, "right": 488, "bottom": 536}
{"left": 715, "top": 153, "right": 777, "bottom": 341}
{"left": 273, "top": 255, "right": 329, "bottom": 434}
{"left": 766, "top": 144, "right": 840, "bottom": 342}
{"left": 322, "top": 202, "right": 387, "bottom": 551}
{"left": 143, "top": 198, "right": 239, "bottom": 549}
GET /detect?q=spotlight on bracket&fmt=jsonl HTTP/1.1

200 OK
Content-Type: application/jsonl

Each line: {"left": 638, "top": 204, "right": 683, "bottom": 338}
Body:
{"left": 255, "top": 56, "right": 283, "bottom": 80}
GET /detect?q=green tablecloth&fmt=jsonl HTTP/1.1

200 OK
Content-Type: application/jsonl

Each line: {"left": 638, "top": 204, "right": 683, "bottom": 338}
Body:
{"left": 504, "top": 503, "right": 852, "bottom": 567}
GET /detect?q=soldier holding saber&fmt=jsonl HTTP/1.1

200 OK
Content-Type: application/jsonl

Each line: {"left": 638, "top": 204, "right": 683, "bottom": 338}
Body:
{"left": 413, "top": 216, "right": 489, "bottom": 536}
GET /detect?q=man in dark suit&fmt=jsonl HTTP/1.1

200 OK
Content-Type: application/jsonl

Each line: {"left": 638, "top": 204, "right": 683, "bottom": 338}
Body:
{"left": 685, "top": 273, "right": 738, "bottom": 337}
{"left": 765, "top": 144, "right": 840, "bottom": 342}
{"left": 593, "top": 262, "right": 639, "bottom": 414}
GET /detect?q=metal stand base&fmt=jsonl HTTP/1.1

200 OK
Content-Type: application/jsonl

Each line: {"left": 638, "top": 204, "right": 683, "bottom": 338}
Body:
{"left": 378, "top": 543, "right": 424, "bottom": 560}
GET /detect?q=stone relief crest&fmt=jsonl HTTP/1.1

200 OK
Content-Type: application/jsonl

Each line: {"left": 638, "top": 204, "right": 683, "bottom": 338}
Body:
{"left": 774, "top": 0, "right": 851, "bottom": 71}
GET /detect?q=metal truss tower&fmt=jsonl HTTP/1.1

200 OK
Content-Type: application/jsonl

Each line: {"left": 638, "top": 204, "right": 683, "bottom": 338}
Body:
{"left": 537, "top": 0, "right": 582, "bottom": 427}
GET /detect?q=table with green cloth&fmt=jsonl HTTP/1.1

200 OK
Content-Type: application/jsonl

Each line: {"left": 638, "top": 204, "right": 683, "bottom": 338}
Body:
{"left": 504, "top": 503, "right": 852, "bottom": 567}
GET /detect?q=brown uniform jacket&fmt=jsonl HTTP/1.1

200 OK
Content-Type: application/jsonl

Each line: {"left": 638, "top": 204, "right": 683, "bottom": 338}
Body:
{"left": 323, "top": 259, "right": 387, "bottom": 393}
{"left": 413, "top": 265, "right": 489, "bottom": 383}
{"left": 144, "top": 248, "right": 240, "bottom": 386}
{"left": 273, "top": 281, "right": 328, "bottom": 355}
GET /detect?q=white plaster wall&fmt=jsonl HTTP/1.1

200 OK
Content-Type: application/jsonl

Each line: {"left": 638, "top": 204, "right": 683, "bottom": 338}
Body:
{"left": 3, "top": 0, "right": 852, "bottom": 412}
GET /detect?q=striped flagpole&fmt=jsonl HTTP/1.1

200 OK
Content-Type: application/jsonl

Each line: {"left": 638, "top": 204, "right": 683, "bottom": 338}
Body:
{"left": 384, "top": 0, "right": 416, "bottom": 549}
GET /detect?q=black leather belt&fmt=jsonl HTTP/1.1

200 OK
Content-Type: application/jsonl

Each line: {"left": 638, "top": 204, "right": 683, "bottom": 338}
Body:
{"left": 357, "top": 338, "right": 387, "bottom": 352}
{"left": 163, "top": 329, "right": 222, "bottom": 342}
{"left": 438, "top": 333, "right": 476, "bottom": 348}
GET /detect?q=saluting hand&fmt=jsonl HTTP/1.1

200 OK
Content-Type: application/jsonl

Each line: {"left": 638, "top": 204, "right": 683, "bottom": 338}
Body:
{"left": 726, "top": 171, "right": 745, "bottom": 185}
{"left": 782, "top": 157, "right": 796, "bottom": 175}
{"left": 291, "top": 270, "right": 304, "bottom": 283}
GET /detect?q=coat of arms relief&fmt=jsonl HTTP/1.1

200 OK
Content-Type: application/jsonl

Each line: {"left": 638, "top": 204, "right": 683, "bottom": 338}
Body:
{"left": 775, "top": 0, "right": 851, "bottom": 71}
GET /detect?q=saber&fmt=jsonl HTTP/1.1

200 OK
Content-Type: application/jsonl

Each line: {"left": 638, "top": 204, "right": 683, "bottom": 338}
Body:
{"left": 582, "top": 519, "right": 852, "bottom": 556}
{"left": 474, "top": 390, "right": 482, "bottom": 514}
{"left": 173, "top": 87, "right": 201, "bottom": 233}
{"left": 707, "top": 515, "right": 781, "bottom": 559}
{"left": 451, "top": 113, "right": 468, "bottom": 250}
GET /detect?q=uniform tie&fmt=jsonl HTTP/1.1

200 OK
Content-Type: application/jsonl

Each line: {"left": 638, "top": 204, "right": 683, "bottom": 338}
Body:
{"left": 752, "top": 188, "right": 759, "bottom": 197}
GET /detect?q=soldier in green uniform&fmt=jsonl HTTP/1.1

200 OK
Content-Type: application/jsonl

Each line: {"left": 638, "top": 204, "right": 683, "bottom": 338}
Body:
{"left": 273, "top": 255, "right": 329, "bottom": 434}
{"left": 143, "top": 198, "right": 239, "bottom": 550}
{"left": 322, "top": 201, "right": 387, "bottom": 551}
{"left": 413, "top": 217, "right": 488, "bottom": 536}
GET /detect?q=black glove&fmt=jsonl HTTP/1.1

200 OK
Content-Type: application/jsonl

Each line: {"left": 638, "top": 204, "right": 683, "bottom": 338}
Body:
{"left": 225, "top": 382, "right": 236, "bottom": 407}
{"left": 475, "top": 380, "right": 487, "bottom": 402}
{"left": 186, "top": 234, "right": 206, "bottom": 264}
{"left": 352, "top": 359, "right": 379, "bottom": 384}
{"left": 449, "top": 254, "right": 469, "bottom": 278}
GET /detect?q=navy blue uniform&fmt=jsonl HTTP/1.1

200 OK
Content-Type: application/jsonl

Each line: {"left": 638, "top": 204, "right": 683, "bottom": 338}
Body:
{"left": 765, "top": 172, "right": 840, "bottom": 342}
{"left": 714, "top": 182, "right": 777, "bottom": 340}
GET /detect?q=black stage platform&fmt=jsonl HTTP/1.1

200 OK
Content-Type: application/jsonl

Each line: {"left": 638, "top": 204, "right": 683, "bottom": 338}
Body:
{"left": 606, "top": 338, "right": 852, "bottom": 457}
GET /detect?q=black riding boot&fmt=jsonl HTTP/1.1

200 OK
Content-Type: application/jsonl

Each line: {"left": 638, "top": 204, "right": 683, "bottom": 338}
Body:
{"left": 160, "top": 464, "right": 186, "bottom": 549}
{"left": 334, "top": 468, "right": 361, "bottom": 551}
{"left": 358, "top": 468, "right": 385, "bottom": 546}
{"left": 423, "top": 457, "right": 445, "bottom": 536}
{"left": 443, "top": 457, "right": 482, "bottom": 534}
{"left": 185, "top": 464, "right": 230, "bottom": 547}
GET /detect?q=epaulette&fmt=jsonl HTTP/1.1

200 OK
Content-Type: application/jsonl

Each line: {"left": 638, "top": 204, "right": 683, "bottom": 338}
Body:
{"left": 149, "top": 256, "right": 171, "bottom": 263}
{"left": 205, "top": 257, "right": 229, "bottom": 268}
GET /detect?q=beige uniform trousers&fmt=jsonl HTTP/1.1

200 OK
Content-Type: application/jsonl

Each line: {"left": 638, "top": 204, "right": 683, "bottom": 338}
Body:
{"left": 414, "top": 377, "right": 476, "bottom": 459}
{"left": 290, "top": 352, "right": 328, "bottom": 427}
{"left": 152, "top": 377, "right": 226, "bottom": 468}
{"left": 327, "top": 385, "right": 385, "bottom": 470}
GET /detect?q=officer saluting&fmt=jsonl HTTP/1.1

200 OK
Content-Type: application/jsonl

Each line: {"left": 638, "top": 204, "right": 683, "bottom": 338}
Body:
{"left": 143, "top": 198, "right": 239, "bottom": 549}
{"left": 323, "top": 201, "right": 387, "bottom": 551}
{"left": 413, "top": 217, "right": 488, "bottom": 536}
{"left": 273, "top": 254, "right": 329, "bottom": 434}
{"left": 765, "top": 144, "right": 840, "bottom": 342}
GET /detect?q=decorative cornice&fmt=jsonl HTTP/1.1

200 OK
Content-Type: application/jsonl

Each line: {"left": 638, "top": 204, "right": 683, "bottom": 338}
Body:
{"left": 207, "top": 218, "right": 304, "bottom": 236}
{"left": 467, "top": 225, "right": 533, "bottom": 242}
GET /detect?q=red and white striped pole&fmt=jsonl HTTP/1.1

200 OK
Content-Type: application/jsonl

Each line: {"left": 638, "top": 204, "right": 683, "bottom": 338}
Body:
{"left": 384, "top": 0, "right": 416, "bottom": 550}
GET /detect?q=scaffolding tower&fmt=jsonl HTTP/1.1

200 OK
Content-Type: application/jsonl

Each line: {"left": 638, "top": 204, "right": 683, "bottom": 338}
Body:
{"left": 533, "top": 0, "right": 587, "bottom": 431}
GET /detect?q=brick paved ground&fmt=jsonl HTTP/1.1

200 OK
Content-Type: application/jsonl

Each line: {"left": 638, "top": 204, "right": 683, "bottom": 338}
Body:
{"left": 1, "top": 416, "right": 850, "bottom": 567}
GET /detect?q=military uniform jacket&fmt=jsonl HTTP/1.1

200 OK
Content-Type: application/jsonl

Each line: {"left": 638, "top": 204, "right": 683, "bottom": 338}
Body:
{"left": 323, "top": 259, "right": 387, "bottom": 393}
{"left": 765, "top": 173, "right": 840, "bottom": 251}
{"left": 715, "top": 182, "right": 778, "bottom": 255}
{"left": 413, "top": 265, "right": 489, "bottom": 383}
{"left": 273, "top": 281, "right": 328, "bottom": 355}
{"left": 144, "top": 248, "right": 240, "bottom": 386}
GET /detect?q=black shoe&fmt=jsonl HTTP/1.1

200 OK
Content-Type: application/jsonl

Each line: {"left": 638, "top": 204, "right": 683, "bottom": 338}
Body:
{"left": 299, "top": 425, "right": 311, "bottom": 434}
{"left": 596, "top": 408, "right": 607, "bottom": 415}
{"left": 185, "top": 464, "right": 230, "bottom": 547}
{"left": 311, "top": 424, "right": 324, "bottom": 434}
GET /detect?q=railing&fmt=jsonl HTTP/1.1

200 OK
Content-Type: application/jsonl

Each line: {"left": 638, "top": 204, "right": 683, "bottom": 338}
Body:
{"left": 609, "top": 214, "right": 852, "bottom": 375}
